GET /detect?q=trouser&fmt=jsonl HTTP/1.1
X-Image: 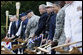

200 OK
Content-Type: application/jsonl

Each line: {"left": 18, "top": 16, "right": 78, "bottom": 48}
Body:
{"left": 19, "top": 35, "right": 26, "bottom": 54}
{"left": 19, "top": 44, "right": 27, "bottom": 54}
{"left": 19, "top": 42, "right": 23, "bottom": 53}
{"left": 35, "top": 37, "right": 42, "bottom": 47}
{"left": 12, "top": 41, "right": 18, "bottom": 54}
{"left": 51, "top": 41, "right": 58, "bottom": 54}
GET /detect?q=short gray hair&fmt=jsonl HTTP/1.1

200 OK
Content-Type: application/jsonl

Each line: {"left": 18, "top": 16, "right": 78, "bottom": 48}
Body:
{"left": 39, "top": 4, "right": 46, "bottom": 9}
{"left": 9, "top": 15, "right": 16, "bottom": 19}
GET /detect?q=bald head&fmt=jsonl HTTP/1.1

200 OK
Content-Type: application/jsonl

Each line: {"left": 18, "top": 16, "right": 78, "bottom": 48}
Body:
{"left": 39, "top": 4, "right": 46, "bottom": 14}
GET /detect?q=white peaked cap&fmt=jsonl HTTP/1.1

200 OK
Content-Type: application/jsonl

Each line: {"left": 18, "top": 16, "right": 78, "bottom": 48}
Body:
{"left": 46, "top": 2, "right": 53, "bottom": 7}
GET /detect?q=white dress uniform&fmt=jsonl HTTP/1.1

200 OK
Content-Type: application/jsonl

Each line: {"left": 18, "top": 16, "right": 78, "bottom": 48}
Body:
{"left": 64, "top": 1, "right": 82, "bottom": 52}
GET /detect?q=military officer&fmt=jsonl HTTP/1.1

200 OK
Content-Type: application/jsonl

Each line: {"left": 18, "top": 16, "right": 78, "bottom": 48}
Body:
{"left": 25, "top": 10, "right": 40, "bottom": 50}
{"left": 64, "top": 1, "right": 82, "bottom": 53}
{"left": 53, "top": 1, "right": 70, "bottom": 54}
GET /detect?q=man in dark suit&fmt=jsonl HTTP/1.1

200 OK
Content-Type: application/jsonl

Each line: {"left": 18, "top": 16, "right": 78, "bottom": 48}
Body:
{"left": 6, "top": 15, "right": 15, "bottom": 38}
{"left": 30, "top": 4, "right": 48, "bottom": 47}
{"left": 10, "top": 15, "right": 21, "bottom": 54}
{"left": 11, "top": 17, "right": 21, "bottom": 38}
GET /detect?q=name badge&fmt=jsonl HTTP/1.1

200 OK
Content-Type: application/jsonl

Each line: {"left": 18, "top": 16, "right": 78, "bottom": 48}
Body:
{"left": 77, "top": 6, "right": 82, "bottom": 11}
{"left": 23, "top": 25, "right": 25, "bottom": 28}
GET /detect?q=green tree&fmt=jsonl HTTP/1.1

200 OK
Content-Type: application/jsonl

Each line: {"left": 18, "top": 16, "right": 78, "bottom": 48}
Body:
{"left": 1, "top": 1, "right": 54, "bottom": 38}
{"left": 1, "top": 1, "right": 47, "bottom": 26}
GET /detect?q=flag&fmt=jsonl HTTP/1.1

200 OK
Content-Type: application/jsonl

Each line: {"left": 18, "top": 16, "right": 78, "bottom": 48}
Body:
{"left": 1, "top": 41, "right": 12, "bottom": 49}
{"left": 27, "top": 35, "right": 43, "bottom": 45}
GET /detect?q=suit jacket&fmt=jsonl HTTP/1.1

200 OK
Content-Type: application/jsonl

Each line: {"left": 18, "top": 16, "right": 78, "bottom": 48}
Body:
{"left": 11, "top": 20, "right": 21, "bottom": 36}
{"left": 35, "top": 12, "right": 48, "bottom": 36}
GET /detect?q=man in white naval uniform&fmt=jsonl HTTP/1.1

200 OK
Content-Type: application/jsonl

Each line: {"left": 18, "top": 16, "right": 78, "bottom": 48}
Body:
{"left": 64, "top": 1, "right": 82, "bottom": 53}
